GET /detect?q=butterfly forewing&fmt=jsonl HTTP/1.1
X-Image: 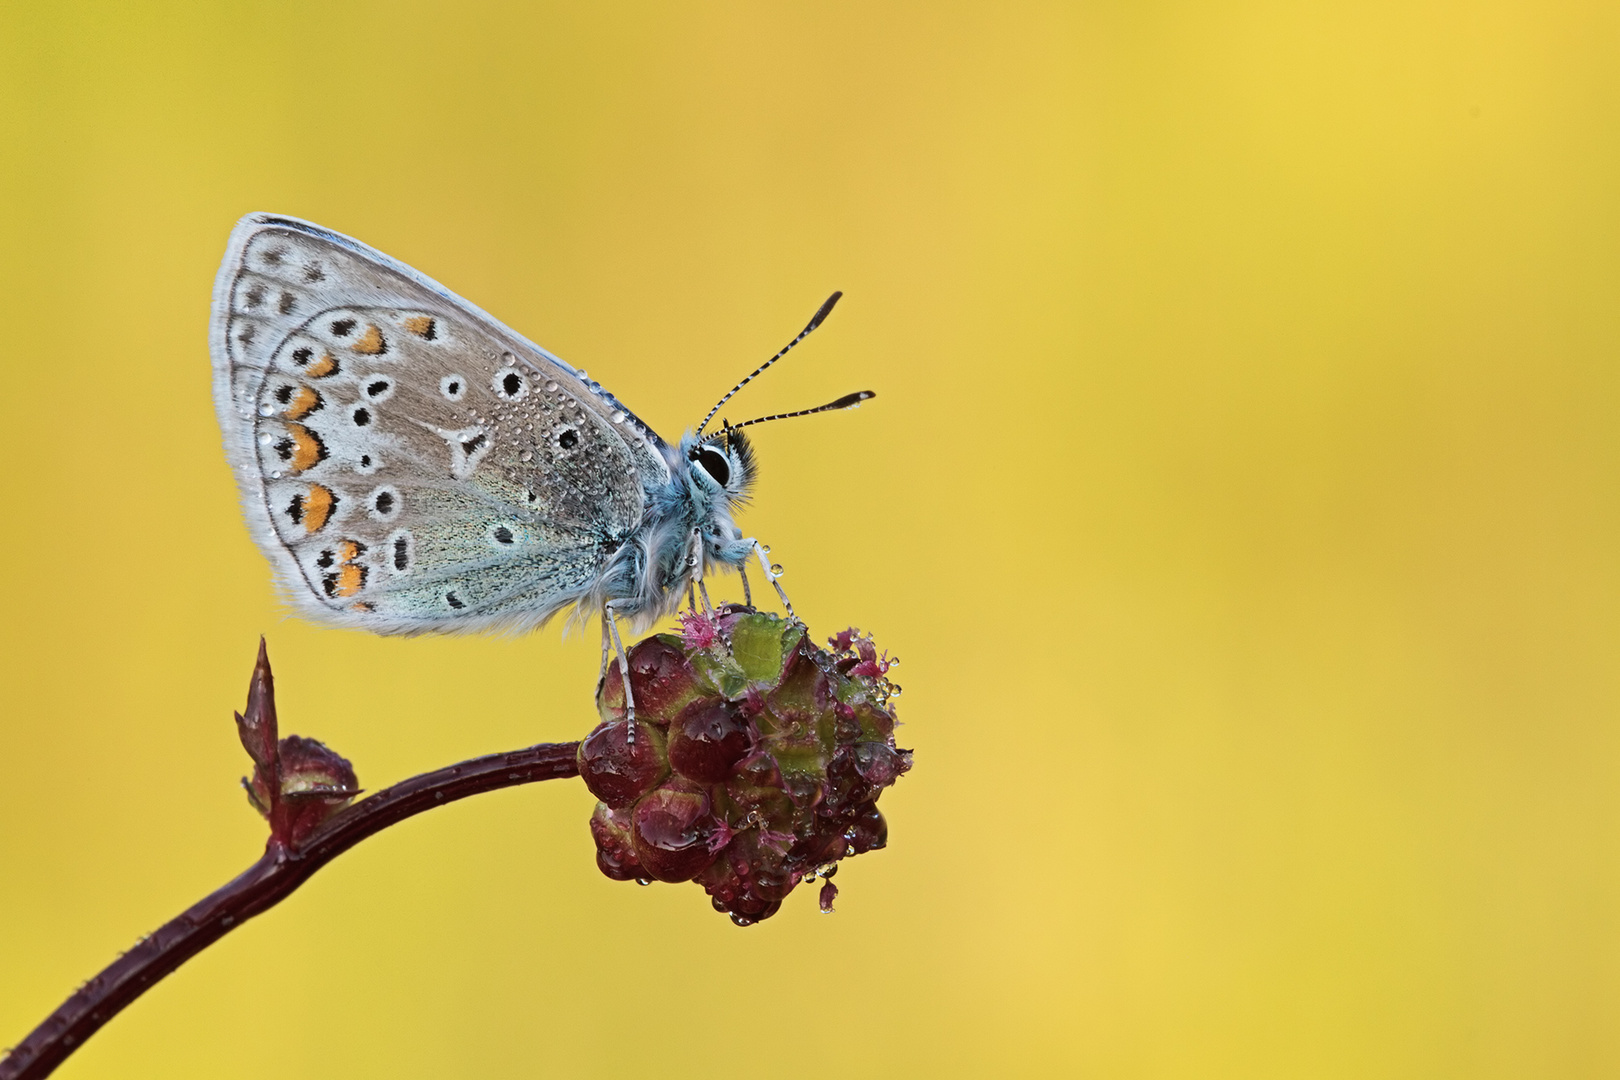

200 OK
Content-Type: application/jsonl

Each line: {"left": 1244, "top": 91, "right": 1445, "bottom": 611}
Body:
{"left": 210, "top": 214, "right": 670, "bottom": 634}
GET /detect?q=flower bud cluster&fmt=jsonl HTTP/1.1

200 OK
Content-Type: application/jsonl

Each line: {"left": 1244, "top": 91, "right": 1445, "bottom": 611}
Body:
{"left": 579, "top": 607, "right": 910, "bottom": 925}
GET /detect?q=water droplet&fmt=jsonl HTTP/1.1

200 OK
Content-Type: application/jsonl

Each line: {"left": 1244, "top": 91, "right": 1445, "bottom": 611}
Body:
{"left": 770, "top": 563, "right": 783, "bottom": 575}
{"left": 258, "top": 433, "right": 273, "bottom": 445}
{"left": 635, "top": 876, "right": 653, "bottom": 887}
{"left": 730, "top": 913, "right": 753, "bottom": 927}
{"left": 611, "top": 410, "right": 626, "bottom": 423}
{"left": 520, "top": 450, "right": 534, "bottom": 462}
{"left": 546, "top": 381, "right": 558, "bottom": 392}
{"left": 270, "top": 471, "right": 283, "bottom": 479}
{"left": 889, "top": 657, "right": 900, "bottom": 667}
{"left": 890, "top": 685, "right": 903, "bottom": 696}
{"left": 258, "top": 404, "right": 274, "bottom": 417}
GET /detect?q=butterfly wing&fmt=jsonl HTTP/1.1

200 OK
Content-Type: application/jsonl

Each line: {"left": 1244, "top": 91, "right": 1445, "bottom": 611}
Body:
{"left": 209, "top": 213, "right": 673, "bottom": 634}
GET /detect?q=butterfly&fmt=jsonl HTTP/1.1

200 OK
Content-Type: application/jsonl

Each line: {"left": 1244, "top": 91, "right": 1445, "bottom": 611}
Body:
{"left": 209, "top": 213, "right": 872, "bottom": 716}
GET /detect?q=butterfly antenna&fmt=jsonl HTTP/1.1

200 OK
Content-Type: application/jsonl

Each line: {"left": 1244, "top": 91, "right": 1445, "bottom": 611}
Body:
{"left": 721, "top": 390, "right": 876, "bottom": 433}
{"left": 697, "top": 291, "right": 843, "bottom": 436}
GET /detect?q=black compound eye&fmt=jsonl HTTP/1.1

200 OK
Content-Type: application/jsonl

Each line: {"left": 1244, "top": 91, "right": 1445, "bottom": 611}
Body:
{"left": 694, "top": 446, "right": 730, "bottom": 486}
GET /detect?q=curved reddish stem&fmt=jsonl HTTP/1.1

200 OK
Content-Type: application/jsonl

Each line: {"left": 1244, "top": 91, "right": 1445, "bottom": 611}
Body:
{"left": 0, "top": 741, "right": 581, "bottom": 1080}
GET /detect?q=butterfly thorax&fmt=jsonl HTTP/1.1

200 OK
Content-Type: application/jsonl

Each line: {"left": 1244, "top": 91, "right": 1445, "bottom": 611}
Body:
{"left": 589, "top": 429, "right": 756, "bottom": 631}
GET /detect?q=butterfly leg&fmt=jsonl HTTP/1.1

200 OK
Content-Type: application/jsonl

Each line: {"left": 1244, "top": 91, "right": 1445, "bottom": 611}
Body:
{"left": 687, "top": 526, "right": 714, "bottom": 613}
{"left": 753, "top": 541, "right": 797, "bottom": 622}
{"left": 738, "top": 565, "right": 753, "bottom": 608}
{"left": 603, "top": 602, "right": 637, "bottom": 733}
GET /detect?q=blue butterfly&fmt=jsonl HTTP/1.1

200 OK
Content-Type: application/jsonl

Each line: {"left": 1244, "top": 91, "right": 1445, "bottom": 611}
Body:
{"left": 210, "top": 213, "right": 871, "bottom": 717}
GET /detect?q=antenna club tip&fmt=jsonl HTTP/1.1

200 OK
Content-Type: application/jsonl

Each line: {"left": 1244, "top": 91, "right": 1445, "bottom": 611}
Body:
{"left": 807, "top": 291, "right": 844, "bottom": 331}
{"left": 827, "top": 390, "right": 876, "bottom": 410}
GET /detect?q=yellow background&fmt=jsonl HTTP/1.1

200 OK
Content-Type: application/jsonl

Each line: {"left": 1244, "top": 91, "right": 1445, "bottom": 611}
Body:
{"left": 3, "top": 2, "right": 1617, "bottom": 1076}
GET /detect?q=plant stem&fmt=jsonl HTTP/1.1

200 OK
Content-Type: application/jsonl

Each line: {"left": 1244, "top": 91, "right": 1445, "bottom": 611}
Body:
{"left": 0, "top": 740, "right": 581, "bottom": 1080}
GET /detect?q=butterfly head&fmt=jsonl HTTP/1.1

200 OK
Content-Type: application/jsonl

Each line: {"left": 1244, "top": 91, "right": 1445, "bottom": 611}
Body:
{"left": 661, "top": 291, "right": 872, "bottom": 577}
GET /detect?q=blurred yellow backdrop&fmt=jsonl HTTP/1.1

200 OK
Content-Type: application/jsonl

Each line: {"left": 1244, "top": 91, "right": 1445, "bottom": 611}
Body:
{"left": 3, "top": 2, "right": 1618, "bottom": 1076}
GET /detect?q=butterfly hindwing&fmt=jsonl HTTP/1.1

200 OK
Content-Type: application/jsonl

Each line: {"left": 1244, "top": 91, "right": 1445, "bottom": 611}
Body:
{"left": 209, "top": 214, "right": 671, "bottom": 634}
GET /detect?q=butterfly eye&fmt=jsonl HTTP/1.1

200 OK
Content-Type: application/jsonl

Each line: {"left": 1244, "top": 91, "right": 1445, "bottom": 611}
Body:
{"left": 693, "top": 446, "right": 731, "bottom": 486}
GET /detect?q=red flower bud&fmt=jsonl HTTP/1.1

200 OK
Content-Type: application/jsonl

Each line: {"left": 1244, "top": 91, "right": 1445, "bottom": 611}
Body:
{"left": 629, "top": 786, "right": 722, "bottom": 883}
{"left": 589, "top": 803, "right": 644, "bottom": 882}
{"left": 577, "top": 720, "right": 667, "bottom": 809}
{"left": 235, "top": 640, "right": 359, "bottom": 848}
{"left": 667, "top": 699, "right": 753, "bottom": 783}
{"left": 597, "top": 637, "right": 705, "bottom": 726}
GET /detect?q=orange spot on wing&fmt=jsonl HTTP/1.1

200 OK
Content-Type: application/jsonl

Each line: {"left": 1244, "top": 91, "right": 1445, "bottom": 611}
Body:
{"left": 334, "top": 563, "right": 366, "bottom": 597}
{"left": 303, "top": 485, "right": 335, "bottom": 532}
{"left": 351, "top": 601, "right": 375, "bottom": 613}
{"left": 352, "top": 325, "right": 386, "bottom": 354}
{"left": 305, "top": 352, "right": 338, "bottom": 378}
{"left": 337, "top": 539, "right": 364, "bottom": 562}
{"left": 285, "top": 385, "right": 321, "bottom": 420}
{"left": 287, "top": 425, "right": 325, "bottom": 472}
{"left": 403, "top": 315, "right": 436, "bottom": 337}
